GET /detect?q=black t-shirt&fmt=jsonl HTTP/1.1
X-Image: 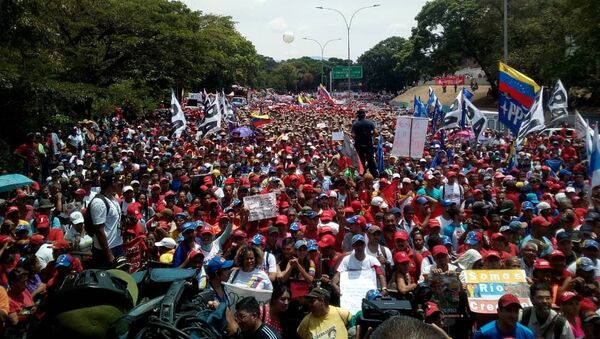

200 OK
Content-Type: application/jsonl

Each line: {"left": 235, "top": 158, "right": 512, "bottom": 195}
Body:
{"left": 242, "top": 323, "right": 281, "bottom": 339}
{"left": 351, "top": 119, "right": 375, "bottom": 146}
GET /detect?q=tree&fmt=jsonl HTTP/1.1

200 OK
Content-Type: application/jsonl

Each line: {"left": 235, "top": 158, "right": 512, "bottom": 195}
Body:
{"left": 357, "top": 37, "right": 409, "bottom": 92}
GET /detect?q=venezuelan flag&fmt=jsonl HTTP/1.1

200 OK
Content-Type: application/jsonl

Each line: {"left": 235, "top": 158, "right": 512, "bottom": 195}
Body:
{"left": 499, "top": 62, "right": 541, "bottom": 107}
{"left": 250, "top": 113, "right": 271, "bottom": 128}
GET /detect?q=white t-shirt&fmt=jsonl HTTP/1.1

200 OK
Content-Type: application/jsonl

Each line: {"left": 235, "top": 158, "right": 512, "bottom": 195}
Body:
{"left": 365, "top": 244, "right": 394, "bottom": 275}
{"left": 228, "top": 268, "right": 273, "bottom": 290}
{"left": 259, "top": 251, "right": 277, "bottom": 274}
{"left": 442, "top": 182, "right": 463, "bottom": 205}
{"left": 337, "top": 252, "right": 381, "bottom": 272}
{"left": 90, "top": 194, "right": 123, "bottom": 249}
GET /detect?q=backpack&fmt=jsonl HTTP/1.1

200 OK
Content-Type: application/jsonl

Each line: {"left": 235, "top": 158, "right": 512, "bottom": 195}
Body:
{"left": 520, "top": 306, "right": 567, "bottom": 339}
{"left": 84, "top": 194, "right": 111, "bottom": 237}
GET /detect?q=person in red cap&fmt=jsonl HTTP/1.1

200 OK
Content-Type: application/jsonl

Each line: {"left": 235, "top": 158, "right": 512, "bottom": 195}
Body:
{"left": 481, "top": 250, "right": 503, "bottom": 269}
{"left": 473, "top": 293, "right": 534, "bottom": 339}
{"left": 557, "top": 291, "right": 584, "bottom": 338}
{"left": 532, "top": 259, "right": 553, "bottom": 285}
{"left": 34, "top": 214, "right": 64, "bottom": 243}
{"left": 393, "top": 251, "right": 417, "bottom": 296}
{"left": 419, "top": 245, "right": 461, "bottom": 283}
{"left": 318, "top": 210, "right": 339, "bottom": 235}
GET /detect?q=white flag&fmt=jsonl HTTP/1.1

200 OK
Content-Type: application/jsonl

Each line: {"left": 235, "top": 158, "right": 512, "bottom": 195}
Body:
{"left": 590, "top": 123, "right": 600, "bottom": 189}
{"left": 170, "top": 90, "right": 186, "bottom": 138}
{"left": 463, "top": 96, "right": 487, "bottom": 141}
{"left": 516, "top": 87, "right": 545, "bottom": 145}
{"left": 196, "top": 92, "right": 222, "bottom": 140}
{"left": 439, "top": 91, "right": 463, "bottom": 131}
{"left": 548, "top": 80, "right": 568, "bottom": 122}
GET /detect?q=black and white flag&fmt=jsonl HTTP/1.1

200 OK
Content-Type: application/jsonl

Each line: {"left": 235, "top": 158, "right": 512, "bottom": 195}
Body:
{"left": 516, "top": 87, "right": 545, "bottom": 145}
{"left": 170, "top": 90, "right": 186, "bottom": 138}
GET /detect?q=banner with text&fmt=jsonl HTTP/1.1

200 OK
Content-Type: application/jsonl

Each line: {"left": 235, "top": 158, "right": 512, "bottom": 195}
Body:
{"left": 434, "top": 76, "right": 465, "bottom": 85}
{"left": 392, "top": 116, "right": 428, "bottom": 159}
{"left": 340, "top": 269, "right": 377, "bottom": 315}
{"left": 243, "top": 192, "right": 278, "bottom": 221}
{"left": 464, "top": 269, "right": 531, "bottom": 314}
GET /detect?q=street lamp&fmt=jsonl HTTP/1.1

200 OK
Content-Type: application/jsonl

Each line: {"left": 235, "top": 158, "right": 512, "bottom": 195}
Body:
{"left": 316, "top": 4, "right": 380, "bottom": 94}
{"left": 301, "top": 37, "right": 341, "bottom": 86}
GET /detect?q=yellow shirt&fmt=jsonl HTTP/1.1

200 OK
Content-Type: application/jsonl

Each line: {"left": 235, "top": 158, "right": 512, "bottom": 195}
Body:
{"left": 297, "top": 306, "right": 351, "bottom": 339}
{"left": 159, "top": 249, "right": 175, "bottom": 264}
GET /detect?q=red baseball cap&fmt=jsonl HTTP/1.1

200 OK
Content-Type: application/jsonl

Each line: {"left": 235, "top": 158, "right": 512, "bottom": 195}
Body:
{"left": 29, "top": 234, "right": 45, "bottom": 246}
{"left": 275, "top": 215, "right": 288, "bottom": 225}
{"left": 531, "top": 216, "right": 551, "bottom": 228}
{"left": 534, "top": 259, "right": 552, "bottom": 270}
{"left": 7, "top": 206, "right": 19, "bottom": 215}
{"left": 317, "top": 234, "right": 336, "bottom": 248}
{"left": 35, "top": 214, "right": 50, "bottom": 228}
{"left": 351, "top": 200, "right": 362, "bottom": 211}
{"left": 498, "top": 293, "right": 522, "bottom": 308}
{"left": 491, "top": 232, "right": 505, "bottom": 241}
{"left": 318, "top": 226, "right": 334, "bottom": 236}
{"left": 393, "top": 251, "right": 410, "bottom": 264}
{"left": 394, "top": 231, "right": 408, "bottom": 241}
{"left": 548, "top": 249, "right": 565, "bottom": 259}
{"left": 557, "top": 291, "right": 581, "bottom": 305}
{"left": 428, "top": 219, "right": 441, "bottom": 229}
{"left": 199, "top": 225, "right": 214, "bottom": 235}
{"left": 432, "top": 245, "right": 448, "bottom": 257}
{"left": 484, "top": 250, "right": 501, "bottom": 260}
{"left": 127, "top": 204, "right": 143, "bottom": 220}
{"left": 424, "top": 301, "right": 442, "bottom": 318}
{"left": 52, "top": 239, "right": 71, "bottom": 250}
{"left": 302, "top": 184, "right": 314, "bottom": 193}
{"left": 320, "top": 210, "right": 334, "bottom": 222}
{"left": 232, "top": 229, "right": 247, "bottom": 239}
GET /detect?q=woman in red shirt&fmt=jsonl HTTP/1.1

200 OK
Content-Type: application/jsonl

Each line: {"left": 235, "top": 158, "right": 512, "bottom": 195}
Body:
{"left": 7, "top": 268, "right": 36, "bottom": 332}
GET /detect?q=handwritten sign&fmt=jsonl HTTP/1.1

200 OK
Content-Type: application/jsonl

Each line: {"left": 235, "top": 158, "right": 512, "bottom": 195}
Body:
{"left": 464, "top": 269, "right": 531, "bottom": 314}
{"left": 391, "top": 116, "right": 411, "bottom": 157}
{"left": 223, "top": 282, "right": 272, "bottom": 308}
{"left": 410, "top": 117, "right": 429, "bottom": 158}
{"left": 316, "top": 123, "right": 327, "bottom": 129}
{"left": 243, "top": 193, "right": 278, "bottom": 221}
{"left": 340, "top": 269, "right": 377, "bottom": 315}
{"left": 332, "top": 131, "right": 344, "bottom": 141}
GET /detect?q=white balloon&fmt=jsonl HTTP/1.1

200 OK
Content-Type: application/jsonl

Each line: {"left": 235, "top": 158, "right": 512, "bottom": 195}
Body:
{"left": 283, "top": 32, "right": 294, "bottom": 44}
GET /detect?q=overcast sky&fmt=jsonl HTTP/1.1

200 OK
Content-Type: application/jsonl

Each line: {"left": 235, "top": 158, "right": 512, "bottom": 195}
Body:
{"left": 182, "top": 0, "right": 428, "bottom": 61}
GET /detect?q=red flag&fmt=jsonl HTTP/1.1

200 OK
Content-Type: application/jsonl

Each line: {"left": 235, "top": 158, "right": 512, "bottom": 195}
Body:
{"left": 380, "top": 181, "right": 398, "bottom": 207}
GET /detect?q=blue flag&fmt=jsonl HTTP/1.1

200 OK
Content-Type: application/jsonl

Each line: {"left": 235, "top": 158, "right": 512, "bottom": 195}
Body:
{"left": 499, "top": 93, "right": 528, "bottom": 135}
{"left": 376, "top": 135, "right": 385, "bottom": 174}
{"left": 462, "top": 88, "right": 473, "bottom": 101}
{"left": 413, "top": 96, "right": 428, "bottom": 118}
{"left": 426, "top": 87, "right": 438, "bottom": 113}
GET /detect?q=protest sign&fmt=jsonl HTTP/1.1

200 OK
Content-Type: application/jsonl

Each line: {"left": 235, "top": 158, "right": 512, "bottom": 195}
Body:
{"left": 410, "top": 117, "right": 429, "bottom": 158}
{"left": 223, "top": 282, "right": 272, "bottom": 308}
{"left": 316, "top": 123, "right": 327, "bottom": 129}
{"left": 243, "top": 192, "right": 278, "bottom": 221}
{"left": 340, "top": 269, "right": 377, "bottom": 315}
{"left": 332, "top": 131, "right": 344, "bottom": 141}
{"left": 429, "top": 273, "right": 461, "bottom": 315}
{"left": 464, "top": 269, "right": 531, "bottom": 314}
{"left": 391, "top": 116, "right": 412, "bottom": 157}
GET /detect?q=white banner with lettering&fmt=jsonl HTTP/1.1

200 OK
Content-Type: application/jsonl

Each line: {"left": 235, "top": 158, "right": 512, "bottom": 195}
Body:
{"left": 340, "top": 269, "right": 377, "bottom": 315}
{"left": 243, "top": 192, "right": 278, "bottom": 221}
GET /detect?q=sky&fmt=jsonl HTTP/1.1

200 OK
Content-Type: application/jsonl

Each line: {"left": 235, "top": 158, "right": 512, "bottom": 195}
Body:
{"left": 182, "top": 0, "right": 429, "bottom": 61}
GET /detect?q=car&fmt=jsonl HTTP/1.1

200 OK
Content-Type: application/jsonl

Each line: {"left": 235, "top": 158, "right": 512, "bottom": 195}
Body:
{"left": 231, "top": 97, "right": 247, "bottom": 107}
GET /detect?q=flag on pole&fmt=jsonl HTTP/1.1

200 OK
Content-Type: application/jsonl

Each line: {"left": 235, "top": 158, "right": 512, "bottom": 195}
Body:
{"left": 548, "top": 79, "right": 568, "bottom": 122}
{"left": 413, "top": 96, "right": 428, "bottom": 118}
{"left": 341, "top": 134, "right": 364, "bottom": 175}
{"left": 380, "top": 180, "right": 398, "bottom": 207}
{"left": 440, "top": 91, "right": 464, "bottom": 130}
{"left": 463, "top": 95, "right": 487, "bottom": 142}
{"left": 499, "top": 62, "right": 541, "bottom": 107}
{"left": 250, "top": 113, "right": 272, "bottom": 128}
{"left": 589, "top": 123, "right": 600, "bottom": 189}
{"left": 376, "top": 135, "right": 384, "bottom": 174}
{"left": 318, "top": 84, "right": 335, "bottom": 105}
{"left": 516, "top": 87, "right": 545, "bottom": 145}
{"left": 170, "top": 90, "right": 186, "bottom": 138}
{"left": 426, "top": 86, "right": 438, "bottom": 113}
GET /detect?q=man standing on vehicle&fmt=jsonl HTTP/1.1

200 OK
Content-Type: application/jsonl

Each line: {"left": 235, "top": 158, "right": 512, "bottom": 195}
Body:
{"left": 90, "top": 171, "right": 123, "bottom": 268}
{"left": 351, "top": 108, "right": 378, "bottom": 177}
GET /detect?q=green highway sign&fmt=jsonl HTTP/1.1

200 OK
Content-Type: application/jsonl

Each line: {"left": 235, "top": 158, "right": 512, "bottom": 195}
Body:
{"left": 332, "top": 66, "right": 363, "bottom": 79}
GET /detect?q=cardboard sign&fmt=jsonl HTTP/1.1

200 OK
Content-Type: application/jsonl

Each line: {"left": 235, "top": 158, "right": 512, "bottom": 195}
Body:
{"left": 340, "top": 269, "right": 377, "bottom": 315}
{"left": 243, "top": 193, "right": 278, "bottom": 221}
{"left": 409, "top": 117, "right": 429, "bottom": 158}
{"left": 464, "top": 269, "right": 531, "bottom": 314}
{"left": 223, "top": 282, "right": 273, "bottom": 307}
{"left": 429, "top": 273, "right": 461, "bottom": 316}
{"left": 391, "top": 116, "right": 412, "bottom": 157}
{"left": 332, "top": 131, "right": 345, "bottom": 141}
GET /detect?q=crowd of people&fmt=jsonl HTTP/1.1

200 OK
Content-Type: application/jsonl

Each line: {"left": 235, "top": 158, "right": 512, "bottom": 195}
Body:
{"left": 0, "top": 92, "right": 599, "bottom": 339}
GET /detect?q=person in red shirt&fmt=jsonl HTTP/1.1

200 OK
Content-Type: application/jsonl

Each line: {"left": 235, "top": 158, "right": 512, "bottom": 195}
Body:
{"left": 392, "top": 231, "right": 422, "bottom": 283}
{"left": 547, "top": 250, "right": 572, "bottom": 286}
{"left": 490, "top": 232, "right": 517, "bottom": 260}
{"left": 6, "top": 268, "right": 36, "bottom": 331}
{"left": 299, "top": 210, "right": 320, "bottom": 241}
{"left": 34, "top": 215, "right": 64, "bottom": 242}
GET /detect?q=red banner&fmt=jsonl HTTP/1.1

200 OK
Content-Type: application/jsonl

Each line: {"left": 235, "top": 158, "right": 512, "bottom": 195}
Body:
{"left": 434, "top": 76, "right": 465, "bottom": 85}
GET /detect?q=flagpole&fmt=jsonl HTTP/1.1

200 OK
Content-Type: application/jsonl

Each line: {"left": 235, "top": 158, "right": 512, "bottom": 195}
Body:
{"left": 503, "top": 0, "right": 508, "bottom": 62}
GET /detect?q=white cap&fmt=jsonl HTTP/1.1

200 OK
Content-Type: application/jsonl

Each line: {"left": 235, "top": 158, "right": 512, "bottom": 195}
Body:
{"left": 155, "top": 237, "right": 177, "bottom": 249}
{"left": 371, "top": 196, "right": 384, "bottom": 207}
{"left": 70, "top": 211, "right": 84, "bottom": 224}
{"left": 537, "top": 202, "right": 551, "bottom": 211}
{"left": 329, "top": 191, "right": 338, "bottom": 198}
{"left": 402, "top": 177, "right": 412, "bottom": 184}
{"left": 130, "top": 180, "right": 140, "bottom": 186}
{"left": 392, "top": 173, "right": 401, "bottom": 179}
{"left": 123, "top": 185, "right": 134, "bottom": 193}
{"left": 565, "top": 187, "right": 576, "bottom": 193}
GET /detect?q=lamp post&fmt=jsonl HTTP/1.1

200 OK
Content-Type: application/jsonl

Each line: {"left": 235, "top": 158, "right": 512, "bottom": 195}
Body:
{"left": 302, "top": 37, "right": 341, "bottom": 86}
{"left": 503, "top": 0, "right": 508, "bottom": 62}
{"left": 316, "top": 4, "right": 380, "bottom": 94}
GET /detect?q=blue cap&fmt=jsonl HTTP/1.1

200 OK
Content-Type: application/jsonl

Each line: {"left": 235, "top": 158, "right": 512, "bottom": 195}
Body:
{"left": 416, "top": 196, "right": 429, "bottom": 205}
{"left": 366, "top": 289, "right": 382, "bottom": 301}
{"left": 232, "top": 199, "right": 242, "bottom": 207}
{"left": 583, "top": 239, "right": 600, "bottom": 250}
{"left": 352, "top": 234, "right": 366, "bottom": 245}
{"left": 181, "top": 221, "right": 196, "bottom": 233}
{"left": 389, "top": 207, "right": 402, "bottom": 215}
{"left": 174, "top": 213, "right": 188, "bottom": 220}
{"left": 558, "top": 169, "right": 572, "bottom": 177}
{"left": 16, "top": 225, "right": 28, "bottom": 233}
{"left": 305, "top": 211, "right": 319, "bottom": 219}
{"left": 294, "top": 239, "right": 308, "bottom": 249}
{"left": 526, "top": 193, "right": 539, "bottom": 204}
{"left": 289, "top": 222, "right": 300, "bottom": 231}
{"left": 441, "top": 200, "right": 455, "bottom": 207}
{"left": 465, "top": 231, "right": 480, "bottom": 245}
{"left": 346, "top": 215, "right": 359, "bottom": 224}
{"left": 577, "top": 257, "right": 599, "bottom": 271}
{"left": 307, "top": 239, "right": 318, "bottom": 252}
{"left": 55, "top": 254, "right": 72, "bottom": 268}
{"left": 206, "top": 256, "right": 234, "bottom": 274}
{"left": 509, "top": 220, "right": 524, "bottom": 231}
{"left": 251, "top": 234, "right": 265, "bottom": 246}
{"left": 521, "top": 201, "right": 535, "bottom": 211}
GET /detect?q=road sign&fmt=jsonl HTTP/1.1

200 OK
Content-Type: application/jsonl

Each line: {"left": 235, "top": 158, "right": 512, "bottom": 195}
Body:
{"left": 332, "top": 66, "right": 363, "bottom": 80}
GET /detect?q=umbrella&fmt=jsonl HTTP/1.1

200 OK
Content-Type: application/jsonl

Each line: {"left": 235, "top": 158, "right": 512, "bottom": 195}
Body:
{"left": 0, "top": 174, "right": 34, "bottom": 193}
{"left": 231, "top": 126, "right": 254, "bottom": 138}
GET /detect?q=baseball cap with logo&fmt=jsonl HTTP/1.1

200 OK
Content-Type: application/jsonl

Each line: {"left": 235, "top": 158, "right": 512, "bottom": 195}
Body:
{"left": 35, "top": 214, "right": 50, "bottom": 228}
{"left": 351, "top": 234, "right": 366, "bottom": 245}
{"left": 317, "top": 234, "right": 336, "bottom": 248}
{"left": 205, "top": 256, "right": 234, "bottom": 274}
{"left": 155, "top": 237, "right": 177, "bottom": 249}
{"left": 498, "top": 293, "right": 522, "bottom": 309}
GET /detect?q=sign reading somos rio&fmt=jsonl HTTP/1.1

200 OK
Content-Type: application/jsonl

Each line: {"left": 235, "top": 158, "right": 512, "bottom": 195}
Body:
{"left": 464, "top": 269, "right": 532, "bottom": 314}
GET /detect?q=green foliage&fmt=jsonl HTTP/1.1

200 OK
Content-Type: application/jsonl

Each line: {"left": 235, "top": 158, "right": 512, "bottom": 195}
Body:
{"left": 0, "top": 0, "right": 261, "bottom": 147}
{"left": 357, "top": 37, "right": 413, "bottom": 92}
